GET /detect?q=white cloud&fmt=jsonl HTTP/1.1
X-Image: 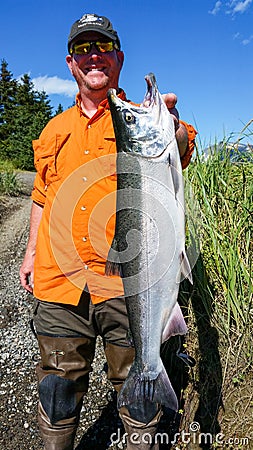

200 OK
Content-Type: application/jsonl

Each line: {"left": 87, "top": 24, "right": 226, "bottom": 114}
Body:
{"left": 31, "top": 75, "right": 77, "bottom": 98}
{"left": 232, "top": 0, "right": 252, "bottom": 13}
{"left": 226, "top": 0, "right": 253, "bottom": 13}
{"left": 233, "top": 32, "right": 241, "bottom": 39}
{"left": 242, "top": 34, "right": 253, "bottom": 44}
{"left": 233, "top": 31, "right": 253, "bottom": 45}
{"left": 209, "top": 1, "right": 222, "bottom": 15}
{"left": 209, "top": 0, "right": 253, "bottom": 15}
{"left": 209, "top": 1, "right": 253, "bottom": 45}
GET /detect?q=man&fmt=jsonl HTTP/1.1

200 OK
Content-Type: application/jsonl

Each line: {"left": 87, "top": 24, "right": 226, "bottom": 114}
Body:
{"left": 20, "top": 13, "right": 197, "bottom": 450}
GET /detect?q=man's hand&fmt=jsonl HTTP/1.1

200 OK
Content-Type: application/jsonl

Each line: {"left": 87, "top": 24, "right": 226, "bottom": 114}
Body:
{"left": 162, "top": 93, "right": 179, "bottom": 130}
{"left": 162, "top": 93, "right": 188, "bottom": 157}
{"left": 19, "top": 250, "right": 35, "bottom": 293}
{"left": 19, "top": 201, "right": 43, "bottom": 293}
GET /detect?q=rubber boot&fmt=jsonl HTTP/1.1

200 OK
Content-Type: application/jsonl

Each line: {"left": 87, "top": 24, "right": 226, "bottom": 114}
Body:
{"left": 120, "top": 406, "right": 163, "bottom": 450}
{"left": 104, "top": 342, "right": 135, "bottom": 392}
{"left": 36, "top": 335, "right": 96, "bottom": 450}
{"left": 38, "top": 401, "right": 79, "bottom": 450}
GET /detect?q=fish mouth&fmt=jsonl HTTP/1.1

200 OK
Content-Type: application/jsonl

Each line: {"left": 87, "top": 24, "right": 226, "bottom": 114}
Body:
{"left": 107, "top": 72, "right": 158, "bottom": 109}
{"left": 141, "top": 73, "right": 158, "bottom": 108}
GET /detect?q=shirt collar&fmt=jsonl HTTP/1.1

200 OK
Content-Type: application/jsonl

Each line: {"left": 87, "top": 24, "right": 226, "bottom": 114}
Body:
{"left": 75, "top": 89, "right": 128, "bottom": 115}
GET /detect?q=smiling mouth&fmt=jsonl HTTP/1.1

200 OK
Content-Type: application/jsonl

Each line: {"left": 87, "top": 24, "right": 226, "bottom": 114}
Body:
{"left": 85, "top": 67, "right": 106, "bottom": 72}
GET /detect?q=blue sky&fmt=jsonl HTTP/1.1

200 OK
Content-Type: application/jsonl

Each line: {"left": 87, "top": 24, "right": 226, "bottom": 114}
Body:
{"left": 1, "top": 0, "right": 253, "bottom": 146}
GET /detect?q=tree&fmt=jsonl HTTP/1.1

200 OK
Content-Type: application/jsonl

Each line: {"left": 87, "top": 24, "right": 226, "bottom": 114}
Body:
{"left": 10, "top": 76, "right": 53, "bottom": 169}
{"left": 0, "top": 59, "right": 18, "bottom": 145}
{"left": 0, "top": 64, "right": 53, "bottom": 170}
{"left": 54, "top": 103, "right": 64, "bottom": 116}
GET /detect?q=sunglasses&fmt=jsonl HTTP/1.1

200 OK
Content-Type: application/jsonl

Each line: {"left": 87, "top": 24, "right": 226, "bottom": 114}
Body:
{"left": 70, "top": 41, "right": 119, "bottom": 55}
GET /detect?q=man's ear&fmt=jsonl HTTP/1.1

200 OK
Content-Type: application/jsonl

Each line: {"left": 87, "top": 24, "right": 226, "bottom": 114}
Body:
{"left": 66, "top": 55, "right": 73, "bottom": 75}
{"left": 117, "top": 51, "right": 124, "bottom": 69}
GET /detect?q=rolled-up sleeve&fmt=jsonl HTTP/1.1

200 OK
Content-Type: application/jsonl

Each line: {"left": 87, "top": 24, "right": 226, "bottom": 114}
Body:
{"left": 31, "top": 172, "right": 46, "bottom": 206}
{"left": 179, "top": 120, "right": 198, "bottom": 169}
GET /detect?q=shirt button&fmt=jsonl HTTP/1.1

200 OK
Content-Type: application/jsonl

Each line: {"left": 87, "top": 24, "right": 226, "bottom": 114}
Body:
{"left": 88, "top": 124, "right": 91, "bottom": 129}
{"left": 84, "top": 150, "right": 89, "bottom": 155}
{"left": 81, "top": 206, "right": 86, "bottom": 211}
{"left": 84, "top": 264, "right": 89, "bottom": 270}
{"left": 82, "top": 237, "right": 87, "bottom": 242}
{"left": 83, "top": 176, "right": 87, "bottom": 181}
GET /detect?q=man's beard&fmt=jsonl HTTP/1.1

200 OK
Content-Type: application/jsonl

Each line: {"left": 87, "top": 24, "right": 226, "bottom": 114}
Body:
{"left": 75, "top": 69, "right": 110, "bottom": 92}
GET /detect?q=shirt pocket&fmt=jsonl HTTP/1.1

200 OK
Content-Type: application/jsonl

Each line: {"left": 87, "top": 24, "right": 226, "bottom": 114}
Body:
{"left": 97, "top": 134, "right": 117, "bottom": 181}
{"left": 33, "top": 133, "right": 71, "bottom": 185}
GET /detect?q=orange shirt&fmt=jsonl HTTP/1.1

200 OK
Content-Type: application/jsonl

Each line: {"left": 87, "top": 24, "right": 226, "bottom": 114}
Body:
{"left": 32, "top": 90, "right": 197, "bottom": 305}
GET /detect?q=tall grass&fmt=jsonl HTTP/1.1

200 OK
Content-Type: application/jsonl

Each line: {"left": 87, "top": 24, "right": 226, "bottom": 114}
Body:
{"left": 0, "top": 159, "right": 21, "bottom": 196}
{"left": 184, "top": 137, "right": 252, "bottom": 339}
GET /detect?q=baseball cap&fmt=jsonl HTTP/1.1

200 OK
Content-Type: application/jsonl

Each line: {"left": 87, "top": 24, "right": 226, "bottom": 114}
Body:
{"left": 68, "top": 13, "right": 121, "bottom": 53}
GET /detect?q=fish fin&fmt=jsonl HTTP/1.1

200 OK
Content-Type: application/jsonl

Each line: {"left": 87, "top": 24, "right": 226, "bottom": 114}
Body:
{"left": 178, "top": 250, "right": 193, "bottom": 284}
{"left": 162, "top": 302, "right": 188, "bottom": 343}
{"left": 105, "top": 237, "right": 121, "bottom": 276}
{"left": 117, "top": 362, "right": 178, "bottom": 418}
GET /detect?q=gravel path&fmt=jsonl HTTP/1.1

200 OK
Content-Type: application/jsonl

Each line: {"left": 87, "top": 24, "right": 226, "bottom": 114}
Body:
{"left": 0, "top": 173, "right": 125, "bottom": 450}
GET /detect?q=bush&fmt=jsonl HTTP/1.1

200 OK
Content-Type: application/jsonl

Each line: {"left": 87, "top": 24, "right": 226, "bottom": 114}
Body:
{"left": 0, "top": 160, "right": 21, "bottom": 195}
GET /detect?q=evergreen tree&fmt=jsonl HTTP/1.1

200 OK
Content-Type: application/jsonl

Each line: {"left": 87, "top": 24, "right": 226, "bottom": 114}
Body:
{"left": 10, "top": 75, "right": 53, "bottom": 169}
{"left": 0, "top": 59, "right": 18, "bottom": 148}
{"left": 0, "top": 65, "right": 53, "bottom": 170}
{"left": 54, "top": 103, "right": 64, "bottom": 116}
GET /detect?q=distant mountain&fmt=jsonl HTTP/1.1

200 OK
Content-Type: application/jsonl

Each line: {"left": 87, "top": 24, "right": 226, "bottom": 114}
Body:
{"left": 202, "top": 142, "right": 253, "bottom": 163}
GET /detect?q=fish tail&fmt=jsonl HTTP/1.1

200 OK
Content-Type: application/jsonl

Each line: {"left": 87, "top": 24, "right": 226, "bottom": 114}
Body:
{"left": 118, "top": 363, "right": 178, "bottom": 413}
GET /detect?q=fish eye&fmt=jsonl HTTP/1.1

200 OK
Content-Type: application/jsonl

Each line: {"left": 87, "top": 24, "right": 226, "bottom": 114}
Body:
{"left": 124, "top": 111, "right": 135, "bottom": 124}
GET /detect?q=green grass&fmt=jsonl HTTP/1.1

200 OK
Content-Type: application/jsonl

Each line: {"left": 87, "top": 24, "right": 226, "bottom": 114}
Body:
{"left": 0, "top": 159, "right": 21, "bottom": 196}
{"left": 184, "top": 136, "right": 253, "bottom": 339}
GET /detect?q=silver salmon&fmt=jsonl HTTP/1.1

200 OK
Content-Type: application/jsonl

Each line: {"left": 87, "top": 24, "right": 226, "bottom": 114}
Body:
{"left": 106, "top": 73, "right": 192, "bottom": 423}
